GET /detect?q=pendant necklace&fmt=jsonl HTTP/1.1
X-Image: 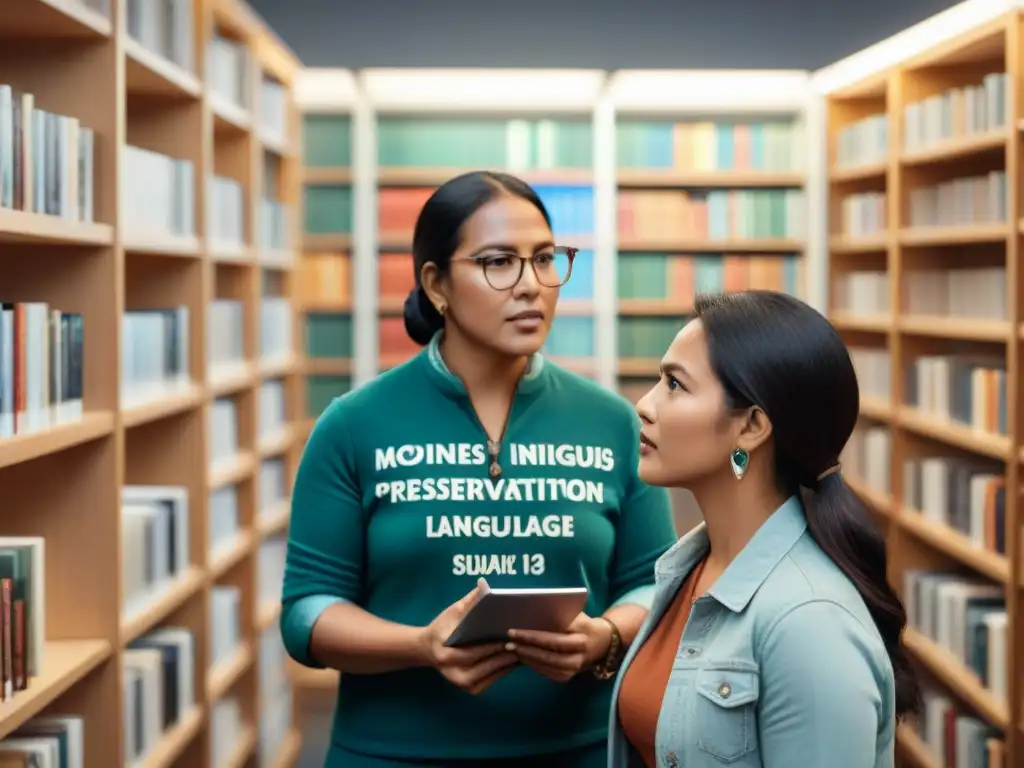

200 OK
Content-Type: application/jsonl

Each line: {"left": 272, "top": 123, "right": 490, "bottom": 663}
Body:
{"left": 485, "top": 402, "right": 515, "bottom": 479}
{"left": 487, "top": 439, "right": 502, "bottom": 478}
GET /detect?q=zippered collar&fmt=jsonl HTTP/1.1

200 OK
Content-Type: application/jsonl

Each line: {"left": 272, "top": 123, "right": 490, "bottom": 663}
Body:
{"left": 421, "top": 330, "right": 549, "bottom": 400}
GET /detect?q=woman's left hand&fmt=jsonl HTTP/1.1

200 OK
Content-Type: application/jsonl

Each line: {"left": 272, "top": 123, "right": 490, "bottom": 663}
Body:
{"left": 506, "top": 613, "right": 613, "bottom": 682}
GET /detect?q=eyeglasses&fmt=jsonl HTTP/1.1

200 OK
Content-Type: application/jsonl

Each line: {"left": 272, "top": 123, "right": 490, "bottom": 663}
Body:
{"left": 452, "top": 246, "right": 577, "bottom": 291}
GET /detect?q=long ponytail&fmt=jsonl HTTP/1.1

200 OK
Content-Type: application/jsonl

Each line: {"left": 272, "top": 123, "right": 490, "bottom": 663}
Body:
{"left": 805, "top": 472, "right": 920, "bottom": 719}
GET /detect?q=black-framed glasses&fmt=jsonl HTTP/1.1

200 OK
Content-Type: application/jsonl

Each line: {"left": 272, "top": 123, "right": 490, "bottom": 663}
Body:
{"left": 453, "top": 246, "right": 577, "bottom": 291}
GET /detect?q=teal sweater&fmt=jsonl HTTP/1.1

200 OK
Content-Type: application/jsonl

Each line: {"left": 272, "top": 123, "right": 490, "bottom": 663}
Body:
{"left": 280, "top": 335, "right": 677, "bottom": 760}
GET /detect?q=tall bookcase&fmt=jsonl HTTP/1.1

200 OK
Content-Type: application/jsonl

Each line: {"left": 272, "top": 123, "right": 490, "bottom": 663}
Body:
{"left": 0, "top": 0, "right": 303, "bottom": 765}
{"left": 820, "top": 3, "right": 1022, "bottom": 766}
{"left": 605, "top": 70, "right": 819, "bottom": 400}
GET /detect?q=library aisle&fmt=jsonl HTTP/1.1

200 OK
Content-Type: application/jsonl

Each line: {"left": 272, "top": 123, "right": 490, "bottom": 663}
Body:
{"left": 1, "top": 0, "right": 1022, "bottom": 765}
{"left": 0, "top": 0, "right": 303, "bottom": 765}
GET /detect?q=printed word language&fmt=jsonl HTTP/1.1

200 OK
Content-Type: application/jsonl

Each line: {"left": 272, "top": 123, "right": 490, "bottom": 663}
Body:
{"left": 426, "top": 514, "right": 574, "bottom": 538}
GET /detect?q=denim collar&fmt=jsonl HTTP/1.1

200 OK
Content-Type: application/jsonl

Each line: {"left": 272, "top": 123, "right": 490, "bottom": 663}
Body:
{"left": 654, "top": 495, "right": 808, "bottom": 613}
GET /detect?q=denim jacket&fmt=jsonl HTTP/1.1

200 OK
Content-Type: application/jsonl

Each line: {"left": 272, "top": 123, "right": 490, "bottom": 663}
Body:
{"left": 607, "top": 496, "right": 896, "bottom": 768}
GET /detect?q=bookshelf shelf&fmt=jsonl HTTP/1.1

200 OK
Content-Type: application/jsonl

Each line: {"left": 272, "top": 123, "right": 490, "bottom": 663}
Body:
{"left": 207, "top": 641, "right": 253, "bottom": 701}
{"left": 0, "top": 638, "right": 111, "bottom": 740}
{"left": 0, "top": 413, "right": 113, "bottom": 469}
{"left": 0, "top": 210, "right": 113, "bottom": 245}
{"left": 124, "top": 39, "right": 202, "bottom": 98}
{"left": 1, "top": 0, "right": 112, "bottom": 38}
{"left": 899, "top": 129, "right": 1008, "bottom": 165}
{"left": 141, "top": 706, "right": 203, "bottom": 768}
{"left": 616, "top": 170, "right": 804, "bottom": 188}
{"left": 0, "top": 0, "right": 302, "bottom": 762}
{"left": 819, "top": 2, "right": 1021, "bottom": 763}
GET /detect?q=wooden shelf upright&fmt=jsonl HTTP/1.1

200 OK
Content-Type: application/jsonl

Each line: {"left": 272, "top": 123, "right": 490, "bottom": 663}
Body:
{"left": 0, "top": 0, "right": 303, "bottom": 764}
{"left": 822, "top": 9, "right": 1023, "bottom": 767}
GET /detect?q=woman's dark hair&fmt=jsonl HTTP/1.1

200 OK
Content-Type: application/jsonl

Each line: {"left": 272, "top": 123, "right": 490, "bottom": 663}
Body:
{"left": 695, "top": 289, "right": 920, "bottom": 720}
{"left": 402, "top": 170, "right": 552, "bottom": 346}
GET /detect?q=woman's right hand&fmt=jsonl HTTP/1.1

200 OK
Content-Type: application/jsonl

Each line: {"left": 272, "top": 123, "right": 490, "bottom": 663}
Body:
{"left": 418, "top": 578, "right": 518, "bottom": 694}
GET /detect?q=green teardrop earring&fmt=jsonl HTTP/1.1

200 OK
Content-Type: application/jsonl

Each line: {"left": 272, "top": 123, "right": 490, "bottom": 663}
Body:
{"left": 730, "top": 448, "right": 749, "bottom": 480}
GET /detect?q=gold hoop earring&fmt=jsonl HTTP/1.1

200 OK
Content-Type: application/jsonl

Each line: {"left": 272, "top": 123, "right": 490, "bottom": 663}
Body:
{"left": 436, "top": 303, "right": 447, "bottom": 316}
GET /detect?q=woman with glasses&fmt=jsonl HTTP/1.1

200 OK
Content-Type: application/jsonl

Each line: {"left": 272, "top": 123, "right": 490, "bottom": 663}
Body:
{"left": 281, "top": 170, "right": 677, "bottom": 768}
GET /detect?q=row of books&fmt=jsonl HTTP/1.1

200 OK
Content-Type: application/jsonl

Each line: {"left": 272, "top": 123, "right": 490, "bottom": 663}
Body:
{"left": 834, "top": 113, "right": 888, "bottom": 169}
{"left": 211, "top": 397, "right": 241, "bottom": 469}
{"left": 912, "top": 684, "right": 1005, "bottom": 768}
{"left": 908, "top": 171, "right": 1007, "bottom": 229}
{"left": 208, "top": 176, "right": 246, "bottom": 251}
{"left": 122, "top": 486, "right": 190, "bottom": 621}
{"left": 904, "top": 267, "right": 1006, "bottom": 321}
{"left": 903, "top": 571, "right": 1008, "bottom": 706}
{"left": 210, "top": 484, "right": 242, "bottom": 559}
{"left": 0, "top": 85, "right": 95, "bottom": 222}
{"left": 906, "top": 354, "right": 1007, "bottom": 436}
{"left": 121, "top": 307, "right": 191, "bottom": 408}
{"left": 209, "top": 456, "right": 289, "bottom": 557}
{"left": 208, "top": 299, "right": 245, "bottom": 374}
{"left": 330, "top": 116, "right": 805, "bottom": 173}
{"left": 904, "top": 456, "right": 1006, "bottom": 557}
{"left": 843, "top": 415, "right": 1008, "bottom": 554}
{"left": 839, "top": 191, "right": 886, "bottom": 237}
{"left": 833, "top": 270, "right": 890, "bottom": 316}
{"left": 209, "top": 176, "right": 293, "bottom": 254}
{"left": 543, "top": 317, "right": 594, "bottom": 359}
{"left": 0, "top": 303, "right": 84, "bottom": 439}
{"left": 835, "top": 267, "right": 1011, "bottom": 322}
{"left": 618, "top": 189, "right": 804, "bottom": 242}
{"left": 0, "top": 713, "right": 84, "bottom": 766}
{"left": 616, "top": 120, "right": 802, "bottom": 173}
{"left": 306, "top": 186, "right": 808, "bottom": 243}
{"left": 259, "top": 379, "right": 288, "bottom": 442}
{"left": 0, "top": 538, "right": 44, "bottom": 703}
{"left": 618, "top": 253, "right": 801, "bottom": 301}
{"left": 208, "top": 31, "right": 248, "bottom": 110}
{"left": 121, "top": 304, "right": 295, "bottom": 411}
{"left": 257, "top": 535, "right": 286, "bottom": 608}
{"left": 903, "top": 72, "right": 1008, "bottom": 154}
{"left": 841, "top": 423, "right": 891, "bottom": 496}
{"left": 126, "top": 0, "right": 192, "bottom": 73}
{"left": 377, "top": 117, "right": 593, "bottom": 170}
{"left": 849, "top": 346, "right": 891, "bottom": 403}
{"left": 123, "top": 146, "right": 194, "bottom": 244}
{"left": 211, "top": 585, "right": 242, "bottom": 667}
{"left": 124, "top": 626, "right": 195, "bottom": 764}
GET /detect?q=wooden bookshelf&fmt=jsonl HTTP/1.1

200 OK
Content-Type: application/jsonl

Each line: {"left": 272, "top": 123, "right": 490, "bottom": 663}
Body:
{"left": 605, "top": 70, "right": 812, "bottom": 403}
{"left": 0, "top": 0, "right": 302, "bottom": 764}
{"left": 822, "top": 6, "right": 1022, "bottom": 766}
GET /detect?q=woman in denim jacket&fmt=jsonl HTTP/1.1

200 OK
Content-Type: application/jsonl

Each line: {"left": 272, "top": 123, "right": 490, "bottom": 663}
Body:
{"left": 607, "top": 291, "right": 920, "bottom": 768}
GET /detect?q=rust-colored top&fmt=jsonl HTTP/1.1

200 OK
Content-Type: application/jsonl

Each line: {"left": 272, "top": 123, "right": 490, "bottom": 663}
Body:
{"left": 616, "top": 559, "right": 706, "bottom": 767}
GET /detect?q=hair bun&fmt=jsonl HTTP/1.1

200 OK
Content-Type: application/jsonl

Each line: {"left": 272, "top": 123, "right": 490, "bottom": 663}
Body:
{"left": 403, "top": 287, "right": 444, "bottom": 346}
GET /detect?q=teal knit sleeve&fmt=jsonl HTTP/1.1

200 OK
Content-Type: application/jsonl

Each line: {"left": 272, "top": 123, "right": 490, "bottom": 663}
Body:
{"left": 280, "top": 397, "right": 365, "bottom": 668}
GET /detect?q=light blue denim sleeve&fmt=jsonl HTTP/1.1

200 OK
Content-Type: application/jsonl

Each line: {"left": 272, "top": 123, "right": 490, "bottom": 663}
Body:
{"left": 758, "top": 600, "right": 893, "bottom": 768}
